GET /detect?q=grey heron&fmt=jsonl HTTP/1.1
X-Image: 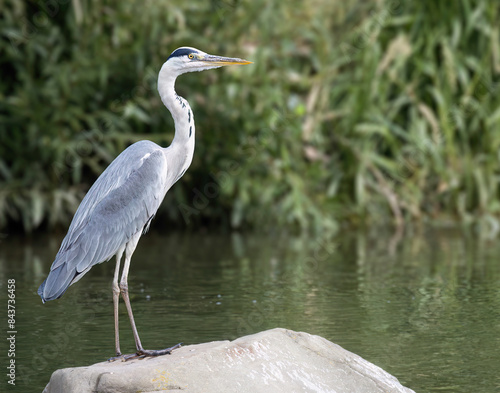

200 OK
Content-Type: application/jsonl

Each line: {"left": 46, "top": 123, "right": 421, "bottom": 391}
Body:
{"left": 37, "top": 47, "right": 251, "bottom": 360}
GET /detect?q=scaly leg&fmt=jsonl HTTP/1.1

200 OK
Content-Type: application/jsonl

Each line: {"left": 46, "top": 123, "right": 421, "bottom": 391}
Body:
{"left": 114, "top": 248, "right": 124, "bottom": 355}
{"left": 107, "top": 247, "right": 125, "bottom": 362}
{"left": 119, "top": 231, "right": 144, "bottom": 352}
{"left": 119, "top": 231, "right": 181, "bottom": 360}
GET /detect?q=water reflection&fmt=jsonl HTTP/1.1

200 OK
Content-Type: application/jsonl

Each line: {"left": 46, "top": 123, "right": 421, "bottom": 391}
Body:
{"left": 0, "top": 228, "right": 499, "bottom": 392}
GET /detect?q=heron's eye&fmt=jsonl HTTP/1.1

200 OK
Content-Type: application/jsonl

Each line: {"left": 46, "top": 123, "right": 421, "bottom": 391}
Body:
{"left": 188, "top": 54, "right": 194, "bottom": 59}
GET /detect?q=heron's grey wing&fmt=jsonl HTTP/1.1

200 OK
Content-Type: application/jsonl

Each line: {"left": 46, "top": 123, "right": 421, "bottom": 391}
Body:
{"left": 61, "top": 141, "right": 161, "bottom": 249}
{"left": 39, "top": 145, "right": 168, "bottom": 302}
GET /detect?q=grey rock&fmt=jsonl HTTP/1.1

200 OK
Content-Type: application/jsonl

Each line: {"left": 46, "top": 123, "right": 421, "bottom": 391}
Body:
{"left": 42, "top": 328, "right": 415, "bottom": 393}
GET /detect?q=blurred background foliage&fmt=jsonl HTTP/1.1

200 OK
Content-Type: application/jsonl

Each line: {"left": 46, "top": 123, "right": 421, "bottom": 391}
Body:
{"left": 1, "top": 0, "right": 499, "bottom": 234}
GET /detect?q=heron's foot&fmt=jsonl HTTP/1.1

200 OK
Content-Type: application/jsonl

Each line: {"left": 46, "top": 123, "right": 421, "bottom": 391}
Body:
{"left": 137, "top": 343, "right": 183, "bottom": 358}
{"left": 110, "top": 343, "right": 182, "bottom": 362}
{"left": 107, "top": 352, "right": 125, "bottom": 362}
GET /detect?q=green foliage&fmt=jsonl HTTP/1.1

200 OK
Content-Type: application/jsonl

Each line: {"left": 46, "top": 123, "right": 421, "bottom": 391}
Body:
{"left": 1, "top": 0, "right": 499, "bottom": 233}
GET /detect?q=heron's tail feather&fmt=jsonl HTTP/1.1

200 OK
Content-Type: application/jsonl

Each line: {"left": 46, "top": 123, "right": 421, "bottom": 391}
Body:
{"left": 38, "top": 245, "right": 84, "bottom": 302}
{"left": 38, "top": 235, "right": 105, "bottom": 303}
{"left": 37, "top": 280, "right": 47, "bottom": 304}
{"left": 38, "top": 263, "right": 78, "bottom": 303}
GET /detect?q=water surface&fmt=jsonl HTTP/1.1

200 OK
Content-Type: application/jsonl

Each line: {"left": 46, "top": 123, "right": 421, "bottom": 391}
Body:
{"left": 1, "top": 228, "right": 499, "bottom": 392}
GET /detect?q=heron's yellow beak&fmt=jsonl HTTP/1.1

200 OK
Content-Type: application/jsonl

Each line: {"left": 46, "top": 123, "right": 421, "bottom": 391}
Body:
{"left": 200, "top": 54, "right": 252, "bottom": 66}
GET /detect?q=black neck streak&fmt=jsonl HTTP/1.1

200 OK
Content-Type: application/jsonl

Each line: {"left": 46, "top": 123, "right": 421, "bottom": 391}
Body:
{"left": 175, "top": 95, "right": 186, "bottom": 109}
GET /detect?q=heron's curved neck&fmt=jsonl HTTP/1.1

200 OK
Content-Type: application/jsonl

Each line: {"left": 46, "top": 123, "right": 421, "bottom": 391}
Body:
{"left": 157, "top": 66, "right": 196, "bottom": 180}
{"left": 158, "top": 67, "right": 195, "bottom": 150}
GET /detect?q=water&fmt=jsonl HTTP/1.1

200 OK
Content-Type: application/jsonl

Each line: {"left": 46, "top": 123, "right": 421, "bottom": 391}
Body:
{"left": 1, "top": 228, "right": 499, "bottom": 392}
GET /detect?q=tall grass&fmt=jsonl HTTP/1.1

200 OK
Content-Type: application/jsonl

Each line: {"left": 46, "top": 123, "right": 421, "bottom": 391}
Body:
{"left": 1, "top": 0, "right": 499, "bottom": 234}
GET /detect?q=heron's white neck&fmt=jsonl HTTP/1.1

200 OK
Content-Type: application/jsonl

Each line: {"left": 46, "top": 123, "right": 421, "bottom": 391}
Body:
{"left": 157, "top": 65, "right": 196, "bottom": 179}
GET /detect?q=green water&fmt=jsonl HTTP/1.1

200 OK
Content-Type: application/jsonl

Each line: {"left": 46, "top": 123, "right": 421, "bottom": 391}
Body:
{"left": 1, "top": 228, "right": 499, "bottom": 392}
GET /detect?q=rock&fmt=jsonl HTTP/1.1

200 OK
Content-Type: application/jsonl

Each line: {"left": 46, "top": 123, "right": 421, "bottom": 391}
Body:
{"left": 43, "top": 328, "right": 414, "bottom": 393}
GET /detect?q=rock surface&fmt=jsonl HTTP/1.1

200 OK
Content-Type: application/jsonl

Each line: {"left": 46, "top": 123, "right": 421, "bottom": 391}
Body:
{"left": 43, "top": 328, "right": 415, "bottom": 393}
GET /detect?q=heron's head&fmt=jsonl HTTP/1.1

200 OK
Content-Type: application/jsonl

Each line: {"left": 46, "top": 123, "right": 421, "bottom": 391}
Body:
{"left": 165, "top": 47, "right": 252, "bottom": 75}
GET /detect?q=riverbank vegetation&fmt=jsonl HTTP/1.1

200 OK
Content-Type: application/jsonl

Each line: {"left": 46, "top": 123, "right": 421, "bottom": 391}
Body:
{"left": 1, "top": 0, "right": 499, "bottom": 234}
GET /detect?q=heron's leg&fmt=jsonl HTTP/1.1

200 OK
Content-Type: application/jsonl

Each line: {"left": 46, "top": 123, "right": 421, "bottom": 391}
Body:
{"left": 118, "top": 231, "right": 181, "bottom": 360}
{"left": 119, "top": 231, "right": 145, "bottom": 352}
{"left": 113, "top": 248, "right": 124, "bottom": 357}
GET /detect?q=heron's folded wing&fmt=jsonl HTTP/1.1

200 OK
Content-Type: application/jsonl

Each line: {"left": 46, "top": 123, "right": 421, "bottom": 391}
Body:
{"left": 40, "top": 147, "right": 167, "bottom": 301}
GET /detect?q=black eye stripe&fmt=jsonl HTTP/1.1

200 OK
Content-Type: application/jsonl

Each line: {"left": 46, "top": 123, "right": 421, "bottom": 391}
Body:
{"left": 168, "top": 48, "right": 197, "bottom": 60}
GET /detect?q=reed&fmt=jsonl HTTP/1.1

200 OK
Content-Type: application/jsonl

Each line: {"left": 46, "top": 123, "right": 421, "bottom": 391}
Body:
{"left": 1, "top": 0, "right": 498, "bottom": 233}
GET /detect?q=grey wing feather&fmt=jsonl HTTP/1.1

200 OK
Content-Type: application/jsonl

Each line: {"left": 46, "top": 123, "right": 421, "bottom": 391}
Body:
{"left": 38, "top": 141, "right": 168, "bottom": 302}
